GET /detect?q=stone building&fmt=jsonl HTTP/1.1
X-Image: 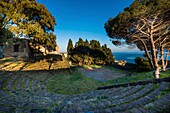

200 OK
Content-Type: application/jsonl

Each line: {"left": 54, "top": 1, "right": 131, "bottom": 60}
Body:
{"left": 3, "top": 39, "right": 29, "bottom": 57}
{"left": 1, "top": 39, "right": 59, "bottom": 58}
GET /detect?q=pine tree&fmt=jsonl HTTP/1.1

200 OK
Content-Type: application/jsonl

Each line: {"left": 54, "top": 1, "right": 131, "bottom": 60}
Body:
{"left": 104, "top": 0, "right": 170, "bottom": 78}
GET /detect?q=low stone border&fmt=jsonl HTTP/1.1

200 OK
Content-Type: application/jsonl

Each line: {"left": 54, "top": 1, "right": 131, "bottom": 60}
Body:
{"left": 97, "top": 77, "right": 170, "bottom": 90}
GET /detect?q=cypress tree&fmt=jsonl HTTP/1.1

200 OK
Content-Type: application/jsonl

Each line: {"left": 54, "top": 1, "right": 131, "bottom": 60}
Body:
{"left": 67, "top": 39, "right": 73, "bottom": 53}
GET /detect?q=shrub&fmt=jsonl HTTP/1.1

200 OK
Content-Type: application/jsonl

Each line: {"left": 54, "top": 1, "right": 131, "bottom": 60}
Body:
{"left": 135, "top": 57, "right": 151, "bottom": 71}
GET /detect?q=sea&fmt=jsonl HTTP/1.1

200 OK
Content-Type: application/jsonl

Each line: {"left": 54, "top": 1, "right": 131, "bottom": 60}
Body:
{"left": 113, "top": 52, "right": 170, "bottom": 64}
{"left": 113, "top": 52, "right": 145, "bottom": 64}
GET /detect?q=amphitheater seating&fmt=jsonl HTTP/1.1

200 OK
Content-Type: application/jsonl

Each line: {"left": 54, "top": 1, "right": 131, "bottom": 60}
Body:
{"left": 0, "top": 59, "right": 169, "bottom": 112}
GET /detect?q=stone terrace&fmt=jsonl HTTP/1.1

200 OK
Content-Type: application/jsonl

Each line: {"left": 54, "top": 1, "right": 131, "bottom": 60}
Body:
{"left": 0, "top": 60, "right": 170, "bottom": 112}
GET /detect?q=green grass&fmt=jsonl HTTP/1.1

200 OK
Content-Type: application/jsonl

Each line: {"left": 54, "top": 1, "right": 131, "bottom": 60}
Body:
{"left": 46, "top": 66, "right": 170, "bottom": 94}
{"left": 103, "top": 70, "right": 170, "bottom": 85}
{"left": 0, "top": 57, "right": 16, "bottom": 62}
{"left": 46, "top": 70, "right": 102, "bottom": 95}
{"left": 160, "top": 70, "right": 170, "bottom": 78}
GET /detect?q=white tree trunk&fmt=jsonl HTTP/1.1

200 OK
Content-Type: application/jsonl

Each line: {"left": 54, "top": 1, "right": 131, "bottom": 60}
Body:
{"left": 154, "top": 67, "right": 160, "bottom": 79}
{"left": 150, "top": 25, "right": 160, "bottom": 79}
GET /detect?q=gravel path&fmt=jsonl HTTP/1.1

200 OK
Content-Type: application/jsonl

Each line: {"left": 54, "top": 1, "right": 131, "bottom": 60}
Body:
{"left": 78, "top": 67, "right": 127, "bottom": 81}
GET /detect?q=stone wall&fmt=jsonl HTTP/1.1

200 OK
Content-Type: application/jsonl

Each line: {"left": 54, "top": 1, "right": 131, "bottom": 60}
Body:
{"left": 3, "top": 40, "right": 29, "bottom": 57}
{"left": 3, "top": 39, "right": 60, "bottom": 58}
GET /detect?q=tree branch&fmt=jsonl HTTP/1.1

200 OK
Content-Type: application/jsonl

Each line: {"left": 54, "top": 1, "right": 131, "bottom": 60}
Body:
{"left": 129, "top": 34, "right": 154, "bottom": 68}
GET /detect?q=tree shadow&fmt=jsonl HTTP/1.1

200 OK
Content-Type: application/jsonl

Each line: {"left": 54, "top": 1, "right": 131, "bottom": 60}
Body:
{"left": 0, "top": 68, "right": 72, "bottom": 80}
{"left": 0, "top": 53, "right": 71, "bottom": 75}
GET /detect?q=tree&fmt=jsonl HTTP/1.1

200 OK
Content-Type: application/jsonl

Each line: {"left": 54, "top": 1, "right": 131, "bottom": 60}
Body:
{"left": 84, "top": 39, "right": 89, "bottom": 46}
{"left": 67, "top": 39, "right": 73, "bottom": 53}
{"left": 69, "top": 39, "right": 114, "bottom": 65}
{"left": 0, "top": 28, "right": 14, "bottom": 44}
{"left": 104, "top": 0, "right": 170, "bottom": 79}
{"left": 102, "top": 44, "right": 115, "bottom": 64}
{"left": 0, "top": 0, "right": 56, "bottom": 49}
{"left": 75, "top": 38, "right": 84, "bottom": 47}
{"left": 90, "top": 40, "right": 101, "bottom": 50}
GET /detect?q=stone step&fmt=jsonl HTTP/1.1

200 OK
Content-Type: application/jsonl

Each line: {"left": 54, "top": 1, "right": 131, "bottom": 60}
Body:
{"left": 6, "top": 74, "right": 19, "bottom": 91}
{"left": 0, "top": 104, "right": 13, "bottom": 113}
{"left": 140, "top": 93, "right": 170, "bottom": 113}
{"left": 0, "top": 89, "right": 67, "bottom": 111}
{"left": 108, "top": 82, "right": 170, "bottom": 112}
{"left": 0, "top": 73, "right": 13, "bottom": 90}
{"left": 69, "top": 84, "right": 153, "bottom": 111}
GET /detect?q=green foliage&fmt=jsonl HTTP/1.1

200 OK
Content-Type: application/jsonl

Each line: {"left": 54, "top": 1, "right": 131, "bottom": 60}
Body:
{"left": 105, "top": 0, "right": 170, "bottom": 43}
{"left": 69, "top": 39, "right": 114, "bottom": 65}
{"left": 102, "top": 44, "right": 115, "bottom": 64}
{"left": 0, "top": 0, "right": 57, "bottom": 49}
{"left": 135, "top": 57, "right": 151, "bottom": 71}
{"left": 0, "top": 28, "right": 14, "bottom": 44}
{"left": 90, "top": 40, "right": 101, "bottom": 50}
{"left": 67, "top": 39, "right": 74, "bottom": 53}
{"left": 75, "top": 38, "right": 84, "bottom": 47}
{"left": 84, "top": 39, "right": 89, "bottom": 46}
{"left": 104, "top": 0, "right": 170, "bottom": 77}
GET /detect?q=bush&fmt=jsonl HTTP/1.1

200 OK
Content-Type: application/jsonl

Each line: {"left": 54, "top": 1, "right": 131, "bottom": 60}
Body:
{"left": 135, "top": 57, "right": 151, "bottom": 71}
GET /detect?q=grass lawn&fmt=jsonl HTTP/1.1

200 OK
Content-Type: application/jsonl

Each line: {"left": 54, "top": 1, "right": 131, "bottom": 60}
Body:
{"left": 46, "top": 65, "right": 170, "bottom": 94}
{"left": 46, "top": 70, "right": 102, "bottom": 95}
{"left": 103, "top": 68, "right": 170, "bottom": 85}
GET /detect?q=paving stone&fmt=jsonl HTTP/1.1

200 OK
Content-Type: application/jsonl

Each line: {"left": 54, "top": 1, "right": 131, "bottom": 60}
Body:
{"left": 0, "top": 105, "right": 13, "bottom": 112}
{"left": 130, "top": 108, "right": 143, "bottom": 113}
{"left": 138, "top": 107, "right": 149, "bottom": 113}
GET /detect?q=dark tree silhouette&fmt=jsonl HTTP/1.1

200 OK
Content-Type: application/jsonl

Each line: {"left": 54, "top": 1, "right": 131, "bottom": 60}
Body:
{"left": 69, "top": 39, "right": 114, "bottom": 65}
{"left": 67, "top": 39, "right": 74, "bottom": 53}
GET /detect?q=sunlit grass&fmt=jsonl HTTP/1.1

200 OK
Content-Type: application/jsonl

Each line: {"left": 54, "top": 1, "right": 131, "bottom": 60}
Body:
{"left": 82, "top": 65, "right": 102, "bottom": 70}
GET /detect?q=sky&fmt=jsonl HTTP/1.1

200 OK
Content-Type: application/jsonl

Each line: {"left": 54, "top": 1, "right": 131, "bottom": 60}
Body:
{"left": 36, "top": 0, "right": 140, "bottom": 52}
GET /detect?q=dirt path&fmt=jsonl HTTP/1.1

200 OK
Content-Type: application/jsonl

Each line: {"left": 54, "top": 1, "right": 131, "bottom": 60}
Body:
{"left": 78, "top": 67, "right": 127, "bottom": 81}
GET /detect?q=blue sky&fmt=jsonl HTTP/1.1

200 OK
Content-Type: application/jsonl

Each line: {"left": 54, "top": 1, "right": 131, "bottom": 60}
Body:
{"left": 36, "top": 0, "right": 139, "bottom": 52}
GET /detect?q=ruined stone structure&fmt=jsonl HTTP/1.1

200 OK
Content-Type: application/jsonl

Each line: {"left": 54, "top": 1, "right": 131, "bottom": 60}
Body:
{"left": 3, "top": 39, "right": 29, "bottom": 57}
{"left": 2, "top": 39, "right": 59, "bottom": 58}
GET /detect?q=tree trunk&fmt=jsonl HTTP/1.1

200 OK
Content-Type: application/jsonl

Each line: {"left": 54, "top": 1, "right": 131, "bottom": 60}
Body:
{"left": 164, "top": 51, "right": 169, "bottom": 71}
{"left": 24, "top": 39, "right": 32, "bottom": 58}
{"left": 160, "top": 46, "right": 166, "bottom": 71}
{"left": 150, "top": 25, "right": 160, "bottom": 79}
{"left": 160, "top": 46, "right": 169, "bottom": 72}
{"left": 139, "top": 39, "right": 154, "bottom": 69}
{"left": 153, "top": 67, "right": 160, "bottom": 79}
